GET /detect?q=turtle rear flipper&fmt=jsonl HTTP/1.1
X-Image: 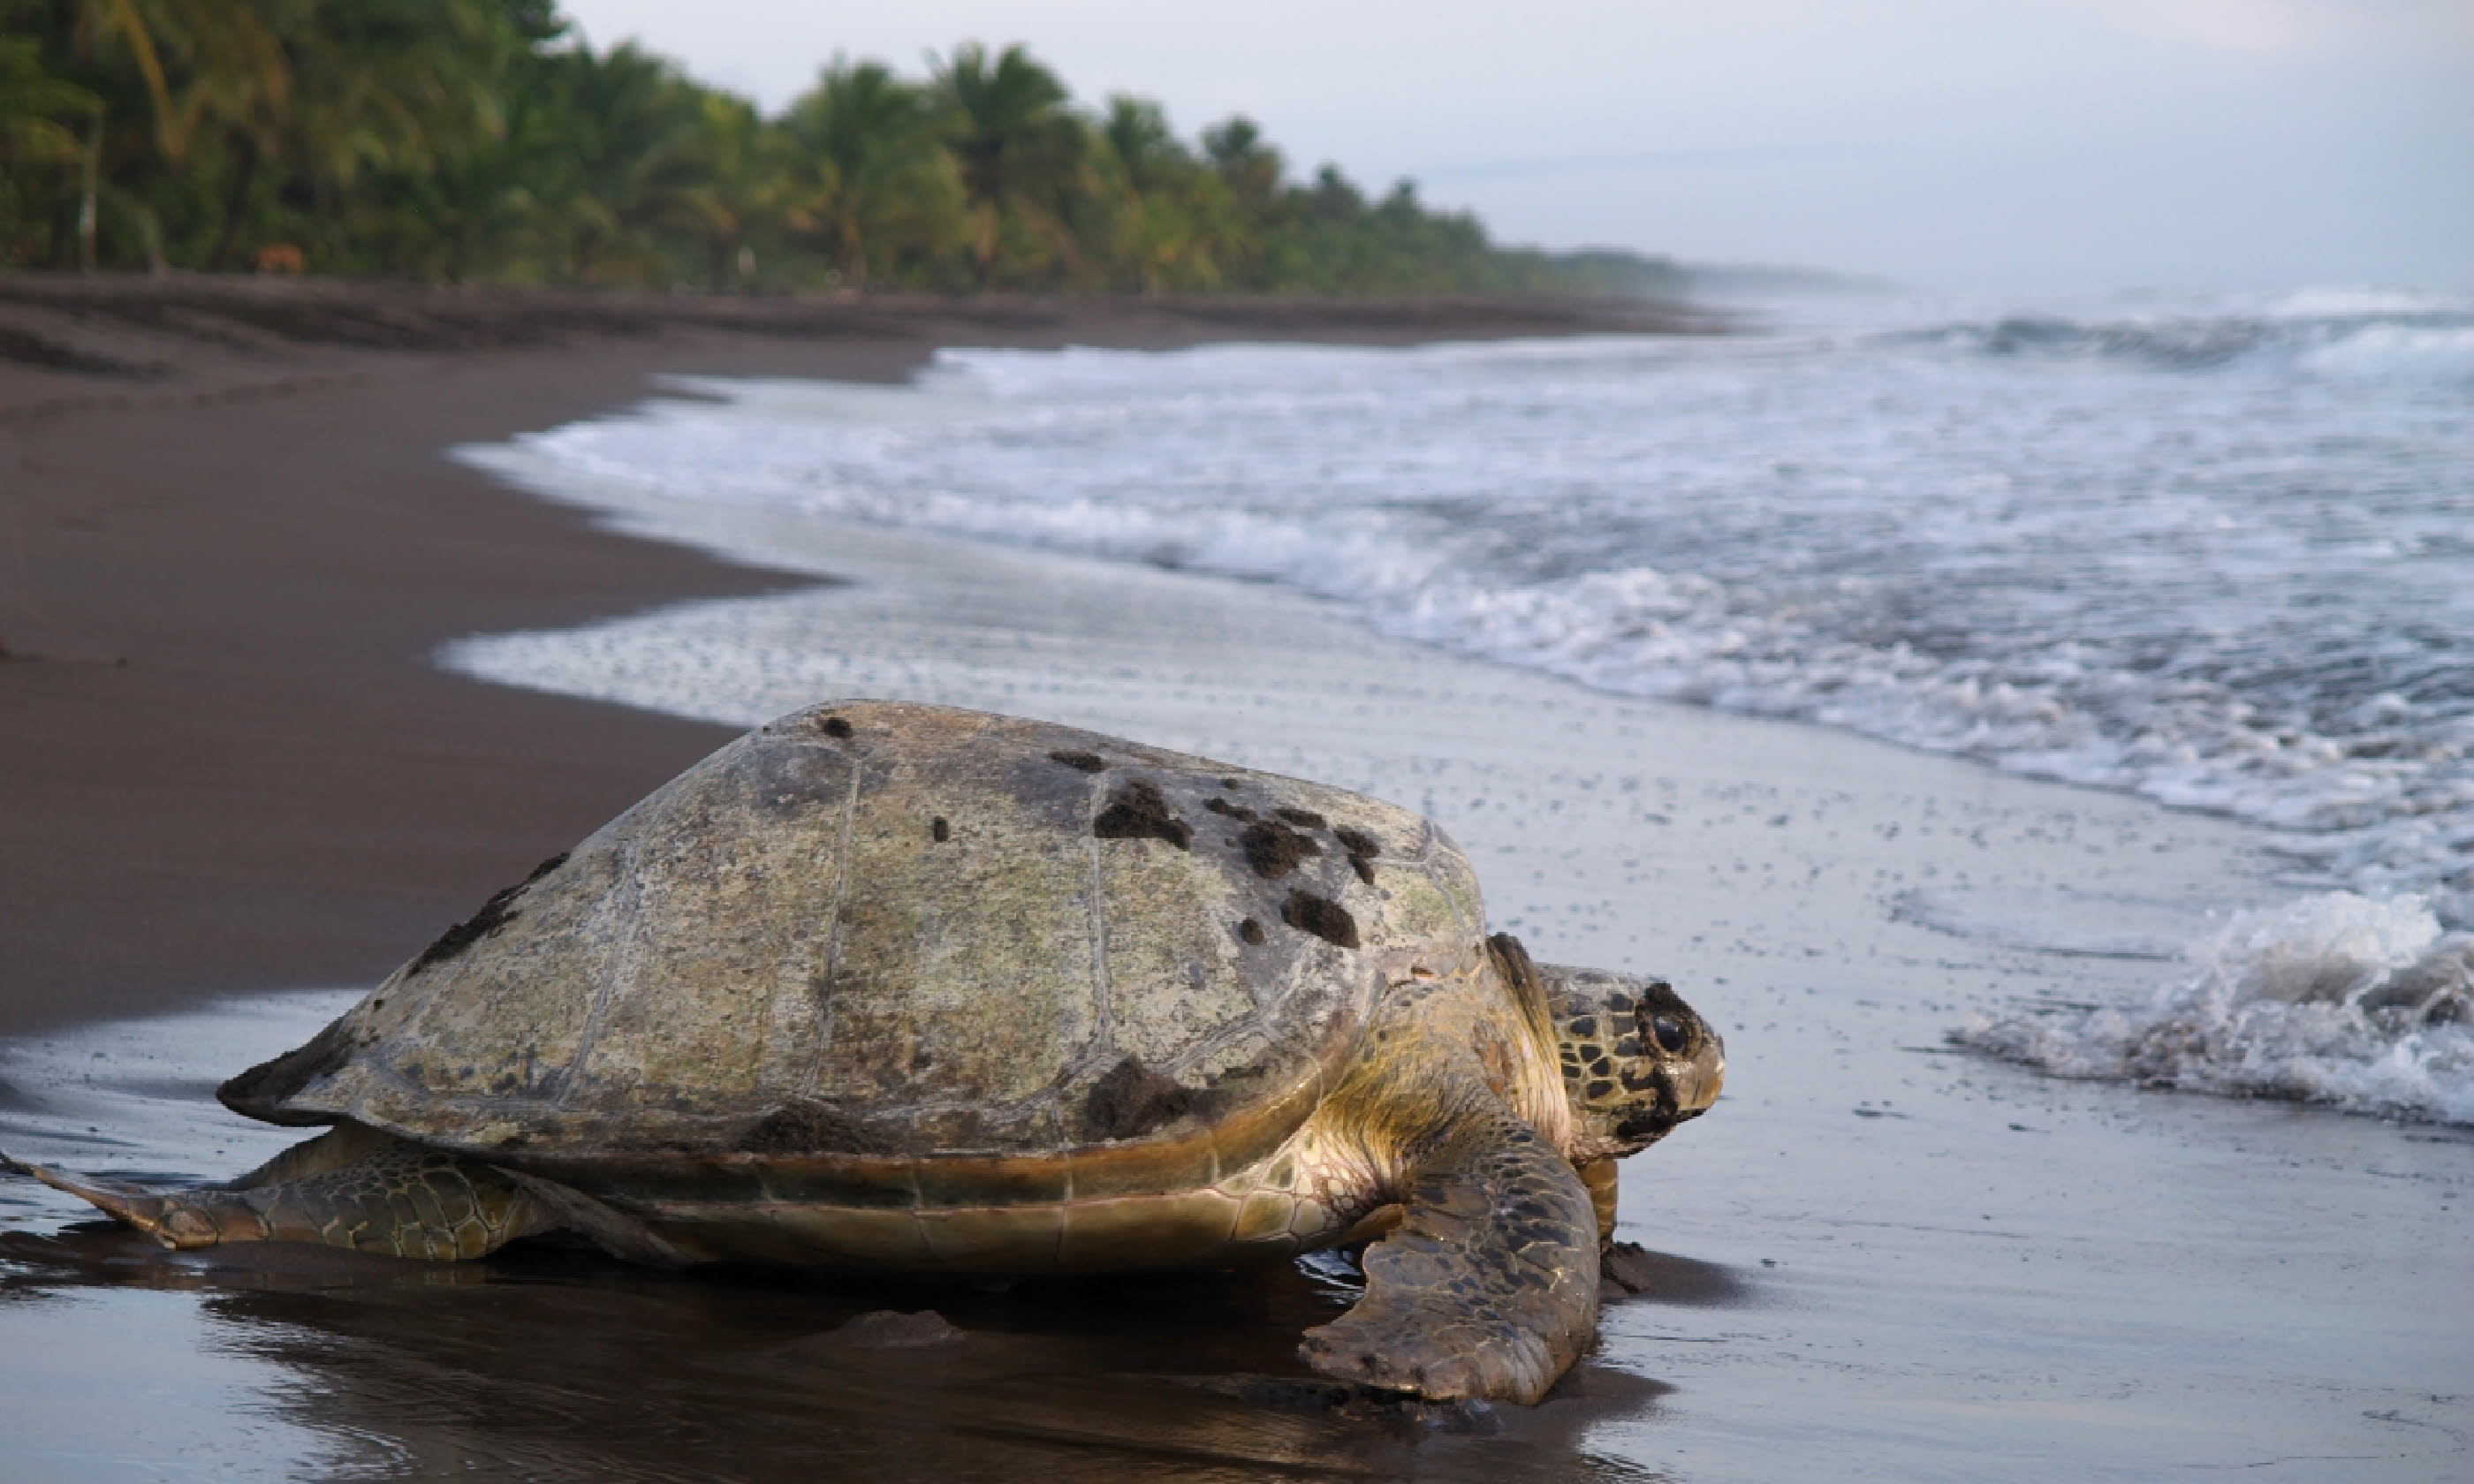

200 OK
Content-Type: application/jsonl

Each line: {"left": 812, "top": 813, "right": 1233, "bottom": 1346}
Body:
{"left": 3, "top": 1153, "right": 224, "bottom": 1247}
{"left": 1297, "top": 1106, "right": 1601, "bottom": 1405}
{"left": 3, "top": 1126, "right": 549, "bottom": 1260}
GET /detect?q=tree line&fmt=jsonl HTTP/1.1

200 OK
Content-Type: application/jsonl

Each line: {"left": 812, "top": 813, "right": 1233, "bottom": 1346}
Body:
{"left": 0, "top": 2, "right": 1679, "bottom": 296}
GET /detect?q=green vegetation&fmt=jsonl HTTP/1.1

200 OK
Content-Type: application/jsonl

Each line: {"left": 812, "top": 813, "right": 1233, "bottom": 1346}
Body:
{"left": 0, "top": 3, "right": 1679, "bottom": 295}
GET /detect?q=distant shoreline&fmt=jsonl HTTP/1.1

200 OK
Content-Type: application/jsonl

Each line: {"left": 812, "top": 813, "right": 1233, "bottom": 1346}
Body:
{"left": 0, "top": 274, "right": 1719, "bottom": 419}
{"left": 0, "top": 273, "right": 1712, "bottom": 1039}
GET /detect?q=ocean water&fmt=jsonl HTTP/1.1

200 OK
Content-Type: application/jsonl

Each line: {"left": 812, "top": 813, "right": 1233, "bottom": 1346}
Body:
{"left": 452, "top": 286, "right": 2474, "bottom": 1120}
{"left": 1956, "top": 891, "right": 2473, "bottom": 1124}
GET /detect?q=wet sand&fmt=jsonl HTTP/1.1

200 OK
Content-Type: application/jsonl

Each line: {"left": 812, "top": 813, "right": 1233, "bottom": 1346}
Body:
{"left": 4, "top": 319, "right": 2470, "bottom": 1480}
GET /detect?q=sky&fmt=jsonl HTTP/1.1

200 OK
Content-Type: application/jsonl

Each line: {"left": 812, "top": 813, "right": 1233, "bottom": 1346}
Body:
{"left": 557, "top": 0, "right": 2473, "bottom": 296}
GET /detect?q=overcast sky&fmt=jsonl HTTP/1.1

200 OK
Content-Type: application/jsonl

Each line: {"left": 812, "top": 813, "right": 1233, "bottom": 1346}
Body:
{"left": 559, "top": 1, "right": 2471, "bottom": 295}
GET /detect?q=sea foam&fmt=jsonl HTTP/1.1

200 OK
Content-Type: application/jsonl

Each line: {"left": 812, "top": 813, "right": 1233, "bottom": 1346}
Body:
{"left": 1955, "top": 893, "right": 2474, "bottom": 1124}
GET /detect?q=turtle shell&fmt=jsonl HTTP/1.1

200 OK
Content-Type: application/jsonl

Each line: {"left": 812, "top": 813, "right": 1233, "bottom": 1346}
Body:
{"left": 223, "top": 701, "right": 1487, "bottom": 1198}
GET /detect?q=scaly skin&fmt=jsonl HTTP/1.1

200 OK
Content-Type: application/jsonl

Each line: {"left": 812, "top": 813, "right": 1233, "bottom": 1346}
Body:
{"left": 1286, "top": 946, "right": 1601, "bottom": 1404}
{"left": 5, "top": 1124, "right": 545, "bottom": 1260}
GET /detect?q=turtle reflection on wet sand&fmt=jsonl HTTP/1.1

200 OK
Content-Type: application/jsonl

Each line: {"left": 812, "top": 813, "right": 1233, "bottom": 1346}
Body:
{"left": 8, "top": 700, "right": 1722, "bottom": 1404}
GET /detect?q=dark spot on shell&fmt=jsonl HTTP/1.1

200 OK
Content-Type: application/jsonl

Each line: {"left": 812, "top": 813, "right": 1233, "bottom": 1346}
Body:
{"left": 740, "top": 1099, "right": 883, "bottom": 1155}
{"left": 1333, "top": 822, "right": 1383, "bottom": 885}
{"left": 1239, "top": 918, "right": 1265, "bottom": 944}
{"left": 1586, "top": 1079, "right": 1616, "bottom": 1100}
{"left": 1569, "top": 1017, "right": 1598, "bottom": 1038}
{"left": 1049, "top": 749, "right": 1105, "bottom": 773}
{"left": 1620, "top": 1066, "right": 1661, "bottom": 1093}
{"left": 1221, "top": 778, "right": 1244, "bottom": 790}
{"left": 1240, "top": 820, "right": 1321, "bottom": 878}
{"left": 1093, "top": 779, "right": 1191, "bottom": 850}
{"left": 1613, "top": 1034, "right": 1643, "bottom": 1056}
{"left": 1276, "top": 807, "right": 1326, "bottom": 829}
{"left": 930, "top": 817, "right": 950, "bottom": 843}
{"left": 1590, "top": 1057, "right": 1613, "bottom": 1077}
{"left": 216, "top": 1012, "right": 362, "bottom": 1123}
{"left": 818, "top": 716, "right": 854, "bottom": 738}
{"left": 1281, "top": 890, "right": 1359, "bottom": 949}
{"left": 405, "top": 852, "right": 568, "bottom": 977}
{"left": 1082, "top": 1056, "right": 1205, "bottom": 1140}
{"left": 1205, "top": 797, "right": 1256, "bottom": 820}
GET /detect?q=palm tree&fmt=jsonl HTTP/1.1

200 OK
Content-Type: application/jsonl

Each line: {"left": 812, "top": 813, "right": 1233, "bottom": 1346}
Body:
{"left": 520, "top": 42, "right": 712, "bottom": 285}
{"left": 170, "top": 0, "right": 506, "bottom": 269}
{"left": 931, "top": 42, "right": 1085, "bottom": 288}
{"left": 0, "top": 37, "right": 97, "bottom": 165}
{"left": 1199, "top": 115, "right": 1283, "bottom": 288}
{"left": 283, "top": 0, "right": 502, "bottom": 184}
{"left": 57, "top": 0, "right": 173, "bottom": 140}
{"left": 152, "top": 1, "right": 291, "bottom": 267}
{"left": 1092, "top": 95, "right": 1223, "bottom": 293}
{"left": 0, "top": 35, "right": 102, "bottom": 267}
{"left": 778, "top": 58, "right": 957, "bottom": 289}
{"left": 1098, "top": 95, "right": 1183, "bottom": 196}
{"left": 357, "top": 0, "right": 564, "bottom": 281}
{"left": 1201, "top": 115, "right": 1281, "bottom": 203}
{"left": 17, "top": 1, "right": 175, "bottom": 269}
{"left": 674, "top": 89, "right": 775, "bottom": 289}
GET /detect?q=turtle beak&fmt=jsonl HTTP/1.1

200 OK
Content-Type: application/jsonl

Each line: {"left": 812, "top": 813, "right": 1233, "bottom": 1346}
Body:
{"left": 1672, "top": 1032, "right": 1725, "bottom": 1119}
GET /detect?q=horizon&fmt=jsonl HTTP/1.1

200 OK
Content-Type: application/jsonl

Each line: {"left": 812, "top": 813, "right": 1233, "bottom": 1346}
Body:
{"left": 558, "top": 0, "right": 2474, "bottom": 299}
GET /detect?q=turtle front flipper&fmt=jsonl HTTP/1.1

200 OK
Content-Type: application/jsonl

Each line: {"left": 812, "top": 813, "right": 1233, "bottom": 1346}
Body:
{"left": 4, "top": 1124, "right": 549, "bottom": 1260}
{"left": 1298, "top": 1107, "right": 1600, "bottom": 1405}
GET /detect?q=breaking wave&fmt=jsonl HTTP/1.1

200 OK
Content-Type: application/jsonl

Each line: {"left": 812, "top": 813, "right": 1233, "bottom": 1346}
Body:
{"left": 1954, "top": 893, "right": 2474, "bottom": 1124}
{"left": 1901, "top": 288, "right": 2474, "bottom": 376}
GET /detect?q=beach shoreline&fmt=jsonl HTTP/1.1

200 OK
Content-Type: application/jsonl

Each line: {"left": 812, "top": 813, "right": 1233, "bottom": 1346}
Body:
{"left": 0, "top": 276, "right": 1706, "bottom": 1040}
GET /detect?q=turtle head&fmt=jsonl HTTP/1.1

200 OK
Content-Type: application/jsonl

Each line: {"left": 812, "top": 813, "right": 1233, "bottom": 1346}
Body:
{"left": 1540, "top": 965, "right": 1725, "bottom": 1161}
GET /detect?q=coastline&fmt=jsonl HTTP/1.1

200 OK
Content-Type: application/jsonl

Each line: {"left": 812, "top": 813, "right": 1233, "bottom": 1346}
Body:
{"left": 0, "top": 276, "right": 1704, "bottom": 1039}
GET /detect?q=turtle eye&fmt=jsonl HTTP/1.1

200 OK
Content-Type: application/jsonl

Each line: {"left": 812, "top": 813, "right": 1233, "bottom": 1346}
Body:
{"left": 1650, "top": 1015, "right": 1691, "bottom": 1055}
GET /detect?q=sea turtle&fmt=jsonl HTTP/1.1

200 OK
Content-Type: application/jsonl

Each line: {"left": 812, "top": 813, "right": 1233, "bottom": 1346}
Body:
{"left": 7, "top": 700, "right": 1723, "bottom": 1404}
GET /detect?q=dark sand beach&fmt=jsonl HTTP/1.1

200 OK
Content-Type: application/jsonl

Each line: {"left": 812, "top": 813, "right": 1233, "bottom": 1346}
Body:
{"left": 1, "top": 276, "right": 2464, "bottom": 1482}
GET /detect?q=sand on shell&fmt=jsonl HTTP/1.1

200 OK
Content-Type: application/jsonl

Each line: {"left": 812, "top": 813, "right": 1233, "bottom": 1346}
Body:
{"left": 1, "top": 360, "right": 2467, "bottom": 1480}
